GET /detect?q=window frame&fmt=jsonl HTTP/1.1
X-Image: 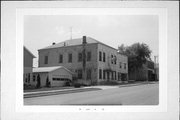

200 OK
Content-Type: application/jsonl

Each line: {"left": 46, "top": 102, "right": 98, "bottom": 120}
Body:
{"left": 103, "top": 52, "right": 106, "bottom": 62}
{"left": 68, "top": 53, "right": 72, "bottom": 63}
{"left": 99, "top": 51, "right": 102, "bottom": 61}
{"left": 124, "top": 63, "right": 126, "bottom": 69}
{"left": 87, "top": 51, "right": 91, "bottom": 61}
{"left": 59, "top": 54, "right": 63, "bottom": 63}
{"left": 44, "top": 55, "right": 48, "bottom": 64}
{"left": 77, "top": 69, "right": 83, "bottom": 79}
{"left": 78, "top": 52, "right": 82, "bottom": 62}
{"left": 99, "top": 69, "right": 102, "bottom": 79}
{"left": 103, "top": 69, "right": 106, "bottom": 79}
{"left": 86, "top": 69, "right": 92, "bottom": 80}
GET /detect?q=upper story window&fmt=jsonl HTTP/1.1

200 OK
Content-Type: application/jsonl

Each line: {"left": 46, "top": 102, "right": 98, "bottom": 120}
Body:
{"left": 114, "top": 55, "right": 117, "bottom": 64}
{"left": 59, "top": 54, "right": 63, "bottom": 63}
{"left": 124, "top": 63, "right": 126, "bottom": 69}
{"left": 44, "top": 55, "right": 48, "bottom": 64}
{"left": 111, "top": 55, "right": 114, "bottom": 64}
{"left": 87, "top": 51, "right": 91, "bottom": 61}
{"left": 78, "top": 53, "right": 82, "bottom": 62}
{"left": 119, "top": 62, "right": 122, "bottom": 68}
{"left": 99, "top": 51, "right": 102, "bottom": 61}
{"left": 103, "top": 52, "right": 106, "bottom": 62}
{"left": 68, "top": 53, "right": 72, "bottom": 63}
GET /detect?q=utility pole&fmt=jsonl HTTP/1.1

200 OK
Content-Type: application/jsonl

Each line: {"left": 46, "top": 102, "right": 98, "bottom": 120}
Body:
{"left": 82, "top": 36, "right": 87, "bottom": 85}
{"left": 154, "top": 55, "right": 158, "bottom": 81}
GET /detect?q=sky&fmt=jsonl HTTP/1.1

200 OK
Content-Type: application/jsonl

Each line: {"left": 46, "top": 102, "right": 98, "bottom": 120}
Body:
{"left": 24, "top": 15, "right": 159, "bottom": 67}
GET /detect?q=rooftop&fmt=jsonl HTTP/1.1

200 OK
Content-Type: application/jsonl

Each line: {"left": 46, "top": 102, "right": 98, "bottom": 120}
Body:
{"left": 33, "top": 66, "right": 62, "bottom": 73}
{"left": 33, "top": 66, "right": 73, "bottom": 74}
{"left": 24, "top": 46, "right": 36, "bottom": 58}
{"left": 38, "top": 37, "right": 118, "bottom": 51}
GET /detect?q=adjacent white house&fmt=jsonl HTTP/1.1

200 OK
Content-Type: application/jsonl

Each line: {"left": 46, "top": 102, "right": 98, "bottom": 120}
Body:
{"left": 32, "top": 66, "right": 73, "bottom": 87}
{"left": 23, "top": 46, "right": 36, "bottom": 85}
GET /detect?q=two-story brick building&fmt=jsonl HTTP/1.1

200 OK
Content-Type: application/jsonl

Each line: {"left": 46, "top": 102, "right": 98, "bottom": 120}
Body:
{"left": 37, "top": 36, "right": 128, "bottom": 86}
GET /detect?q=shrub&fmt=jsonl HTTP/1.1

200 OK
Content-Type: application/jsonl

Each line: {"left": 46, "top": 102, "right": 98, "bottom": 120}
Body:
{"left": 74, "top": 83, "right": 81, "bottom": 88}
{"left": 65, "top": 81, "right": 71, "bottom": 86}
{"left": 23, "top": 84, "right": 36, "bottom": 90}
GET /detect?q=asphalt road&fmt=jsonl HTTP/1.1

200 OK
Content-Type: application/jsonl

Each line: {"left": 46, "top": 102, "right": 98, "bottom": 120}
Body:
{"left": 24, "top": 83, "right": 159, "bottom": 105}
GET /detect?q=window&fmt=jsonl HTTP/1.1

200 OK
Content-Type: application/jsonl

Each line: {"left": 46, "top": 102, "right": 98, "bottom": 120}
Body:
{"left": 103, "top": 70, "right": 106, "bottom": 79}
{"left": 111, "top": 55, "right": 114, "bottom": 64}
{"left": 87, "top": 52, "right": 91, "bottom": 61}
{"left": 68, "top": 53, "right": 72, "bottom": 63}
{"left": 103, "top": 52, "right": 106, "bottom": 62}
{"left": 33, "top": 75, "right": 36, "bottom": 82}
{"left": 99, "top": 69, "right": 102, "bottom": 79}
{"left": 124, "top": 63, "right": 126, "bottom": 69}
{"left": 107, "top": 72, "right": 110, "bottom": 80}
{"left": 114, "top": 55, "right": 117, "bottom": 64}
{"left": 53, "top": 78, "right": 65, "bottom": 81}
{"left": 77, "top": 69, "right": 82, "bottom": 79}
{"left": 59, "top": 54, "right": 63, "bottom": 63}
{"left": 78, "top": 53, "right": 82, "bottom": 62}
{"left": 25, "top": 74, "right": 28, "bottom": 82}
{"left": 28, "top": 73, "right": 30, "bottom": 83}
{"left": 111, "top": 72, "right": 114, "bottom": 80}
{"left": 119, "top": 62, "right": 122, "bottom": 68}
{"left": 99, "top": 51, "right": 102, "bottom": 61}
{"left": 118, "top": 72, "right": 121, "bottom": 81}
{"left": 115, "top": 71, "right": 116, "bottom": 80}
{"left": 44, "top": 55, "right": 48, "bottom": 64}
{"left": 87, "top": 69, "right": 91, "bottom": 80}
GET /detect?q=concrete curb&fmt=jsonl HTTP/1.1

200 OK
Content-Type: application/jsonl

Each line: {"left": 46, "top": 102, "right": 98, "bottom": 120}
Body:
{"left": 118, "top": 82, "right": 156, "bottom": 88}
{"left": 24, "top": 88, "right": 101, "bottom": 98}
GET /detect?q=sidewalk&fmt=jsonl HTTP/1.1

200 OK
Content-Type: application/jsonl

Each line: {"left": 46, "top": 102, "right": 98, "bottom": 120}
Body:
{"left": 24, "top": 81, "right": 158, "bottom": 98}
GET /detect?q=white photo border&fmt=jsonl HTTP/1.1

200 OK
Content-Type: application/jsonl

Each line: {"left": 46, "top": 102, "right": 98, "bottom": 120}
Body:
{"left": 16, "top": 8, "right": 167, "bottom": 113}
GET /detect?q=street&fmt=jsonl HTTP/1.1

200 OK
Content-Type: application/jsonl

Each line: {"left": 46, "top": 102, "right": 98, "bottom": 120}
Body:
{"left": 24, "top": 83, "right": 159, "bottom": 105}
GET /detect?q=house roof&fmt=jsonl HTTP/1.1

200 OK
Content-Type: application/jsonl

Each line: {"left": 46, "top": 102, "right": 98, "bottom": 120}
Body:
{"left": 38, "top": 37, "right": 118, "bottom": 51}
{"left": 24, "top": 46, "right": 36, "bottom": 58}
{"left": 33, "top": 66, "right": 73, "bottom": 74}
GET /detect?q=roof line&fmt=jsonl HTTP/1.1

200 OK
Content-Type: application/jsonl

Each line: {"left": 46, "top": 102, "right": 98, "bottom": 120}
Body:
{"left": 37, "top": 37, "right": 126, "bottom": 56}
{"left": 33, "top": 66, "right": 74, "bottom": 74}
{"left": 24, "top": 46, "right": 36, "bottom": 58}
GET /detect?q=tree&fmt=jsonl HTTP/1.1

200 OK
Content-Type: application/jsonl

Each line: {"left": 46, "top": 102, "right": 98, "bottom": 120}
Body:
{"left": 118, "top": 43, "right": 152, "bottom": 80}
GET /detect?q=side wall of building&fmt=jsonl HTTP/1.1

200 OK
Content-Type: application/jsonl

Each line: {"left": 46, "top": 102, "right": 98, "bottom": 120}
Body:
{"left": 23, "top": 48, "right": 34, "bottom": 85}
{"left": 97, "top": 44, "right": 128, "bottom": 83}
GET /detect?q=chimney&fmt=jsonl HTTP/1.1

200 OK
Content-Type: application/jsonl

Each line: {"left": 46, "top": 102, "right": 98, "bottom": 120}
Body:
{"left": 52, "top": 42, "right": 56, "bottom": 45}
{"left": 82, "top": 36, "right": 87, "bottom": 44}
